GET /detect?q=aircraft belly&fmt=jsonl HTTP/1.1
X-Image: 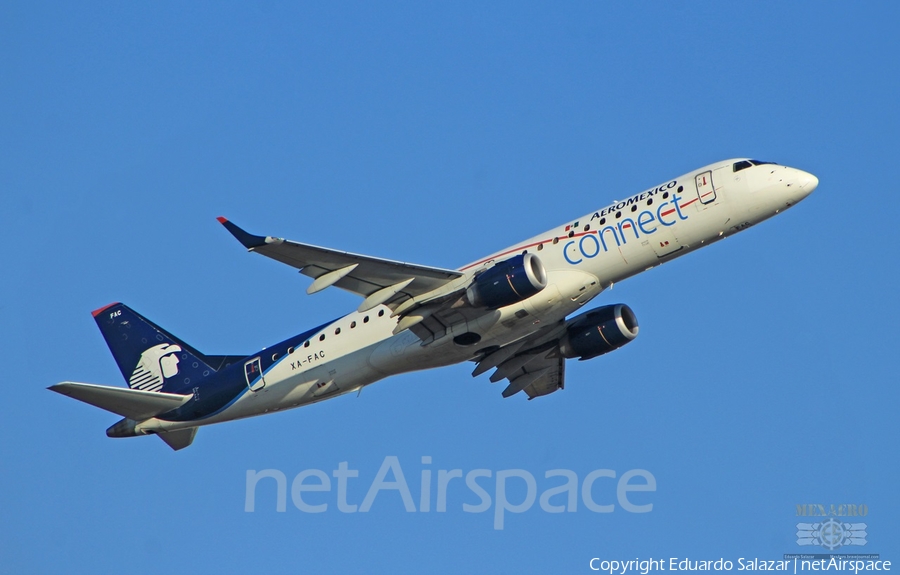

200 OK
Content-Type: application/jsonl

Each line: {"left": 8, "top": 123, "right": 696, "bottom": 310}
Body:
{"left": 269, "top": 352, "right": 383, "bottom": 407}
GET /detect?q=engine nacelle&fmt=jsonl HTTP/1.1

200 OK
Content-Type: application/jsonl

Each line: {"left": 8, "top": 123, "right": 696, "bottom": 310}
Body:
{"left": 466, "top": 253, "right": 548, "bottom": 310}
{"left": 559, "top": 304, "right": 639, "bottom": 360}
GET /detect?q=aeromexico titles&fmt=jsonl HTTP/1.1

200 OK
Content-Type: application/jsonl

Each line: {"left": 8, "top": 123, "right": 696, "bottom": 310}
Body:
{"left": 51, "top": 158, "right": 818, "bottom": 450}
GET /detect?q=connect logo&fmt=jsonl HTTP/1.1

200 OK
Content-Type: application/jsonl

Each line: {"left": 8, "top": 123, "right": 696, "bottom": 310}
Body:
{"left": 129, "top": 343, "right": 182, "bottom": 392}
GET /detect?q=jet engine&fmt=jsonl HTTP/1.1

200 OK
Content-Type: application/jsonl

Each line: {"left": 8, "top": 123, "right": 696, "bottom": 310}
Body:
{"left": 559, "top": 304, "right": 639, "bottom": 360}
{"left": 466, "top": 253, "right": 548, "bottom": 310}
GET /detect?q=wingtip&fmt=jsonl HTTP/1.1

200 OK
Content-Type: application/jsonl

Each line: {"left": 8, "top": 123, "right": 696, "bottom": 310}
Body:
{"left": 216, "top": 216, "right": 228, "bottom": 224}
{"left": 218, "top": 218, "right": 267, "bottom": 249}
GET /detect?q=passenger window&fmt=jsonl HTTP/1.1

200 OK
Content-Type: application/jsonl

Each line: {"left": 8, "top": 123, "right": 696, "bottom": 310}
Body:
{"left": 584, "top": 225, "right": 590, "bottom": 231}
{"left": 663, "top": 192, "right": 669, "bottom": 199}
{"left": 615, "top": 211, "right": 621, "bottom": 218}
{"left": 378, "top": 310, "right": 385, "bottom": 317}
{"left": 552, "top": 237, "right": 559, "bottom": 245}
{"left": 599, "top": 218, "right": 606, "bottom": 225}
{"left": 350, "top": 321, "right": 357, "bottom": 328}
{"left": 631, "top": 205, "right": 637, "bottom": 212}
{"left": 647, "top": 198, "right": 653, "bottom": 206}
{"left": 537, "top": 243, "right": 543, "bottom": 251}
{"left": 319, "top": 334, "right": 325, "bottom": 341}
{"left": 364, "top": 316, "right": 369, "bottom": 323}
{"left": 335, "top": 327, "right": 341, "bottom": 335}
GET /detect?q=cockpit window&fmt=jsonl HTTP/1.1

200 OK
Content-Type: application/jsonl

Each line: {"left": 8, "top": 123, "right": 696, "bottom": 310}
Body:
{"left": 733, "top": 160, "right": 753, "bottom": 172}
{"left": 749, "top": 159, "right": 776, "bottom": 166}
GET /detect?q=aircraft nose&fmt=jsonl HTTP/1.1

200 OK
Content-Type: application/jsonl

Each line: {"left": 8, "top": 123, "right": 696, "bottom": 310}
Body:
{"left": 798, "top": 171, "right": 819, "bottom": 194}
{"left": 782, "top": 168, "right": 817, "bottom": 204}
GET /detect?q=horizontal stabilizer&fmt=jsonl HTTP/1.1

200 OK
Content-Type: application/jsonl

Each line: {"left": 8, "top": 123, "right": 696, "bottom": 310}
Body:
{"left": 49, "top": 381, "right": 192, "bottom": 421}
{"left": 158, "top": 427, "right": 197, "bottom": 451}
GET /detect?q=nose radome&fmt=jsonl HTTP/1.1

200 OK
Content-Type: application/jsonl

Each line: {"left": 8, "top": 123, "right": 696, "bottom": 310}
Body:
{"left": 798, "top": 171, "right": 819, "bottom": 193}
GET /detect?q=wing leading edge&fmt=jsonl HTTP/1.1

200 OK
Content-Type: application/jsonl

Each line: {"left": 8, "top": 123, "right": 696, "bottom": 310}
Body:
{"left": 217, "top": 217, "right": 466, "bottom": 315}
{"left": 49, "top": 381, "right": 192, "bottom": 420}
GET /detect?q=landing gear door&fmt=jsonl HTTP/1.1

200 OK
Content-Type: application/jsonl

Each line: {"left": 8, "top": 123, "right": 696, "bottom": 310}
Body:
{"left": 695, "top": 171, "right": 716, "bottom": 204}
{"left": 244, "top": 357, "right": 266, "bottom": 392}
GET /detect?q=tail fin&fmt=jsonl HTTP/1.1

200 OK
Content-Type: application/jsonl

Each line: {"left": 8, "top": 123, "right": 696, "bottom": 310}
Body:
{"left": 92, "top": 303, "right": 215, "bottom": 394}
{"left": 158, "top": 428, "right": 198, "bottom": 451}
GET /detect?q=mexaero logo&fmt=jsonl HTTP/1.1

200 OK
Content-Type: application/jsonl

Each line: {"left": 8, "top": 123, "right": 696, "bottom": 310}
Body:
{"left": 129, "top": 343, "right": 183, "bottom": 392}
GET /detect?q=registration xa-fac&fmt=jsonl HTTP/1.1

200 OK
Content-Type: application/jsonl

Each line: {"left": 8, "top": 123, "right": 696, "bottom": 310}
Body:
{"left": 51, "top": 159, "right": 818, "bottom": 450}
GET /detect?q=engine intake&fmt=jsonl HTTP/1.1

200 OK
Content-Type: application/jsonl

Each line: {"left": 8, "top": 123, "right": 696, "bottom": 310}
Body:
{"left": 560, "top": 304, "right": 639, "bottom": 360}
{"left": 466, "top": 253, "right": 548, "bottom": 310}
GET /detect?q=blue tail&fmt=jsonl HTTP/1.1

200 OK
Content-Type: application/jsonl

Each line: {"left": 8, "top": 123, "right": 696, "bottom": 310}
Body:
{"left": 92, "top": 303, "right": 218, "bottom": 394}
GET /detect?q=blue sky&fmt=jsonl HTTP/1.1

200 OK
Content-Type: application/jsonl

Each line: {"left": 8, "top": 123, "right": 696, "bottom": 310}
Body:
{"left": 2, "top": 2, "right": 898, "bottom": 573}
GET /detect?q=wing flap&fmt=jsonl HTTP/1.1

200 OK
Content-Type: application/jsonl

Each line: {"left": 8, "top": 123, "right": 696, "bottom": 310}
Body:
{"left": 49, "top": 381, "right": 192, "bottom": 421}
{"left": 502, "top": 367, "right": 553, "bottom": 398}
{"left": 494, "top": 352, "right": 565, "bottom": 399}
{"left": 471, "top": 321, "right": 568, "bottom": 399}
{"left": 522, "top": 356, "right": 565, "bottom": 399}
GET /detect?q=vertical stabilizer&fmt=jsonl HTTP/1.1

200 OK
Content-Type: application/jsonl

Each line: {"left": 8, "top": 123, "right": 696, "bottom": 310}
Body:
{"left": 158, "top": 428, "right": 198, "bottom": 451}
{"left": 92, "top": 303, "right": 215, "bottom": 394}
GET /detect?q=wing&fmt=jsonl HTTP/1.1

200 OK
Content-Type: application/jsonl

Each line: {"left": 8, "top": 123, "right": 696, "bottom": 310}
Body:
{"left": 471, "top": 321, "right": 568, "bottom": 399}
{"left": 500, "top": 353, "right": 565, "bottom": 399}
{"left": 218, "top": 218, "right": 467, "bottom": 314}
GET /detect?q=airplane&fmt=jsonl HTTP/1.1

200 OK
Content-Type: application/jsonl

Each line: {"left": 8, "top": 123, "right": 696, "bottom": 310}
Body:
{"left": 50, "top": 158, "right": 818, "bottom": 450}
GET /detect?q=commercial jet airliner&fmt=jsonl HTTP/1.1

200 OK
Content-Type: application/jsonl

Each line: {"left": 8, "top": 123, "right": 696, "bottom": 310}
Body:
{"left": 51, "top": 159, "right": 817, "bottom": 450}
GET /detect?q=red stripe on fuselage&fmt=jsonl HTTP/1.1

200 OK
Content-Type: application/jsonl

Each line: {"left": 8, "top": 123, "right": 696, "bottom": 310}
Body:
{"left": 459, "top": 231, "right": 599, "bottom": 271}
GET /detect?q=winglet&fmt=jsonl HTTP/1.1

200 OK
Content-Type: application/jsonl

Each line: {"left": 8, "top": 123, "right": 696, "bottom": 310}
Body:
{"left": 216, "top": 217, "right": 267, "bottom": 249}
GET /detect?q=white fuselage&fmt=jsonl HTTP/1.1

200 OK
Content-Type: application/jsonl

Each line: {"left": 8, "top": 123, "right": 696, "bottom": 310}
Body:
{"left": 139, "top": 159, "right": 817, "bottom": 433}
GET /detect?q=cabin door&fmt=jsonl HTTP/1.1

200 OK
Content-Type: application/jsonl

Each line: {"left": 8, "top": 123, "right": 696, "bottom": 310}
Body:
{"left": 244, "top": 357, "right": 266, "bottom": 392}
{"left": 695, "top": 171, "right": 716, "bottom": 204}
